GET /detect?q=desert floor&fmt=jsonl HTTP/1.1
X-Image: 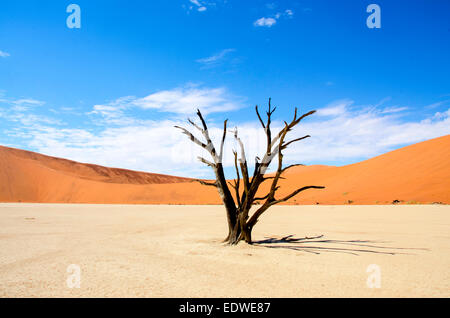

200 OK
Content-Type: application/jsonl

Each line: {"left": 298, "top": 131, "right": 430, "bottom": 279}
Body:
{"left": 0, "top": 204, "right": 449, "bottom": 297}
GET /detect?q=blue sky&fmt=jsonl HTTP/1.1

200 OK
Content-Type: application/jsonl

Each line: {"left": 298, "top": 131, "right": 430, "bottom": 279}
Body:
{"left": 0, "top": 0, "right": 449, "bottom": 178}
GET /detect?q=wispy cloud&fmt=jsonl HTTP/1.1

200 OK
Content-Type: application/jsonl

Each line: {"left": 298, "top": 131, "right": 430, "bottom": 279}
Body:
{"left": 380, "top": 106, "right": 408, "bottom": 114}
{"left": 12, "top": 98, "right": 45, "bottom": 107}
{"left": 0, "top": 95, "right": 61, "bottom": 130}
{"left": 196, "top": 48, "right": 235, "bottom": 69}
{"left": 425, "top": 100, "right": 450, "bottom": 109}
{"left": 0, "top": 96, "right": 44, "bottom": 105}
{"left": 316, "top": 99, "right": 352, "bottom": 116}
{"left": 0, "top": 96, "right": 45, "bottom": 112}
{"left": 0, "top": 50, "right": 10, "bottom": 58}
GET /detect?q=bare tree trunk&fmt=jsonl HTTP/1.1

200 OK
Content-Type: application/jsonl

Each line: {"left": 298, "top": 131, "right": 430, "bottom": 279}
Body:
{"left": 227, "top": 218, "right": 252, "bottom": 245}
{"left": 213, "top": 164, "right": 238, "bottom": 241}
{"left": 226, "top": 208, "right": 253, "bottom": 245}
{"left": 228, "top": 224, "right": 241, "bottom": 245}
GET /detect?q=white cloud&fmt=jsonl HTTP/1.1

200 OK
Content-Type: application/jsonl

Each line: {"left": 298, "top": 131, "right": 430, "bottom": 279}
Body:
{"left": 89, "top": 96, "right": 138, "bottom": 125}
{"left": 3, "top": 92, "right": 450, "bottom": 178}
{"left": 0, "top": 50, "right": 10, "bottom": 58}
{"left": 254, "top": 9, "right": 294, "bottom": 27}
{"left": 289, "top": 101, "right": 450, "bottom": 164}
{"left": 433, "top": 109, "right": 450, "bottom": 120}
{"left": 254, "top": 17, "right": 277, "bottom": 27}
{"left": 131, "top": 86, "right": 243, "bottom": 115}
{"left": 187, "top": 0, "right": 210, "bottom": 12}
{"left": 86, "top": 85, "right": 244, "bottom": 125}
{"left": 25, "top": 121, "right": 192, "bottom": 176}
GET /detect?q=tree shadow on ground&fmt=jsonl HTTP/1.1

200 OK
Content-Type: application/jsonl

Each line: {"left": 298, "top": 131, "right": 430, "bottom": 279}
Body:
{"left": 253, "top": 235, "right": 429, "bottom": 255}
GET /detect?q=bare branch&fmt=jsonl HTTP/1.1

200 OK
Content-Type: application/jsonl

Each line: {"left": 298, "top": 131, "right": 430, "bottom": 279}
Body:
{"left": 246, "top": 203, "right": 269, "bottom": 228}
{"left": 196, "top": 109, "right": 209, "bottom": 132}
{"left": 246, "top": 185, "right": 324, "bottom": 228}
{"left": 197, "top": 156, "right": 215, "bottom": 167}
{"left": 282, "top": 135, "right": 310, "bottom": 149}
{"left": 281, "top": 164, "right": 304, "bottom": 174}
{"left": 174, "top": 126, "right": 209, "bottom": 150}
{"left": 266, "top": 123, "right": 289, "bottom": 200}
{"left": 232, "top": 150, "right": 241, "bottom": 205}
{"left": 265, "top": 98, "right": 273, "bottom": 154}
{"left": 271, "top": 186, "right": 325, "bottom": 205}
{"left": 219, "top": 119, "right": 228, "bottom": 161}
{"left": 262, "top": 176, "right": 286, "bottom": 182}
{"left": 233, "top": 128, "right": 250, "bottom": 196}
{"left": 195, "top": 109, "right": 218, "bottom": 160}
{"left": 188, "top": 118, "right": 203, "bottom": 133}
{"left": 254, "top": 191, "right": 275, "bottom": 201}
{"left": 270, "top": 110, "right": 316, "bottom": 148}
{"left": 297, "top": 110, "right": 316, "bottom": 123}
{"left": 233, "top": 128, "right": 247, "bottom": 164}
{"left": 195, "top": 179, "right": 218, "bottom": 187}
{"left": 255, "top": 105, "right": 266, "bottom": 128}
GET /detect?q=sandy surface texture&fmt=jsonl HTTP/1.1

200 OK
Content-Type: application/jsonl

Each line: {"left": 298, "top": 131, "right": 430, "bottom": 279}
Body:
{"left": 0, "top": 204, "right": 448, "bottom": 297}
{"left": 1, "top": 135, "right": 449, "bottom": 205}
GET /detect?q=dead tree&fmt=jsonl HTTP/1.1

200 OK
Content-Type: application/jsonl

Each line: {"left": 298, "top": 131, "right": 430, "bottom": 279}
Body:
{"left": 175, "top": 99, "right": 324, "bottom": 245}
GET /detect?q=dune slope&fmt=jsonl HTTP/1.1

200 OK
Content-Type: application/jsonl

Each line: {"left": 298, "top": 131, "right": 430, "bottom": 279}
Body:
{"left": 274, "top": 134, "right": 450, "bottom": 204}
{"left": 0, "top": 135, "right": 449, "bottom": 204}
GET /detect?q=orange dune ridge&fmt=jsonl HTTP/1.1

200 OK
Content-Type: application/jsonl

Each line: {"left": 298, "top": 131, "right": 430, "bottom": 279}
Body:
{"left": 0, "top": 134, "right": 449, "bottom": 204}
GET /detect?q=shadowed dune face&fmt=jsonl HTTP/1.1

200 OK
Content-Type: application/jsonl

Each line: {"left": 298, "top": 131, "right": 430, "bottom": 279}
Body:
{"left": 0, "top": 135, "right": 449, "bottom": 204}
{"left": 0, "top": 146, "right": 196, "bottom": 204}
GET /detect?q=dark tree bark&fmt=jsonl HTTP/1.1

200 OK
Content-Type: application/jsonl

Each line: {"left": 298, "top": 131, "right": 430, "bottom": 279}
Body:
{"left": 176, "top": 99, "right": 324, "bottom": 245}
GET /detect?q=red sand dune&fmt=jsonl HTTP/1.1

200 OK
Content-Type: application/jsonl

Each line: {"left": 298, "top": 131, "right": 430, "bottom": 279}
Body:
{"left": 0, "top": 135, "right": 449, "bottom": 204}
